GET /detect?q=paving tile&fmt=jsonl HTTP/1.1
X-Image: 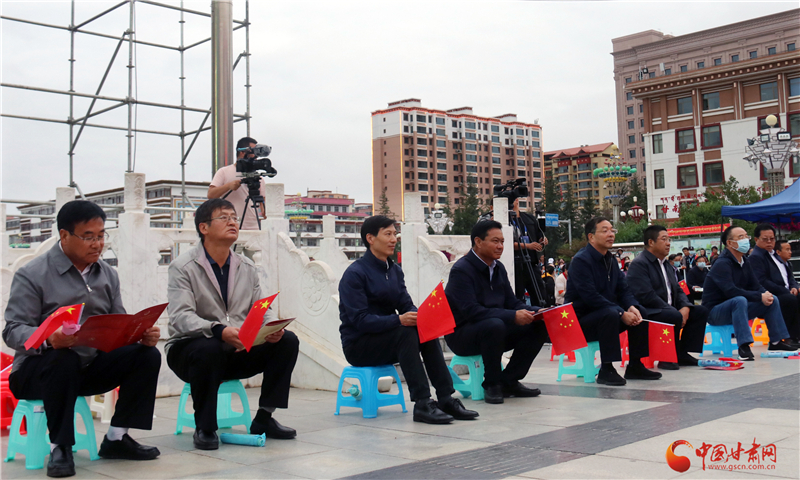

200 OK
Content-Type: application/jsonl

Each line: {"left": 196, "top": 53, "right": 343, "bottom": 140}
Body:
{"left": 191, "top": 439, "right": 336, "bottom": 466}
{"left": 174, "top": 464, "right": 311, "bottom": 479}
{"left": 515, "top": 454, "right": 674, "bottom": 479}
{"left": 255, "top": 448, "right": 410, "bottom": 478}
{"left": 81, "top": 451, "right": 242, "bottom": 479}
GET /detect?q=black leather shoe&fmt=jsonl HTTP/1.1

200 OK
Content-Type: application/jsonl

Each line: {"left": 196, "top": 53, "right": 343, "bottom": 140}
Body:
{"left": 678, "top": 355, "right": 699, "bottom": 366}
{"left": 251, "top": 417, "right": 297, "bottom": 439}
{"left": 657, "top": 361, "right": 679, "bottom": 370}
{"left": 483, "top": 385, "right": 504, "bottom": 404}
{"left": 502, "top": 382, "right": 541, "bottom": 398}
{"left": 596, "top": 367, "right": 626, "bottom": 386}
{"left": 192, "top": 429, "right": 219, "bottom": 450}
{"left": 438, "top": 397, "right": 479, "bottom": 420}
{"left": 412, "top": 399, "right": 453, "bottom": 424}
{"left": 768, "top": 340, "right": 800, "bottom": 352}
{"left": 98, "top": 434, "right": 160, "bottom": 460}
{"left": 624, "top": 363, "right": 662, "bottom": 380}
{"left": 47, "top": 444, "right": 75, "bottom": 478}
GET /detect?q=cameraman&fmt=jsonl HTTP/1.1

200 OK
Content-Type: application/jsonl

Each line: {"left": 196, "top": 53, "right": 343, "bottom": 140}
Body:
{"left": 208, "top": 137, "right": 266, "bottom": 230}
{"left": 511, "top": 197, "right": 548, "bottom": 306}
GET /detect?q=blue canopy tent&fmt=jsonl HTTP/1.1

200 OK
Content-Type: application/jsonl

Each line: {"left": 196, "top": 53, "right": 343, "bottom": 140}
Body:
{"left": 720, "top": 178, "right": 800, "bottom": 223}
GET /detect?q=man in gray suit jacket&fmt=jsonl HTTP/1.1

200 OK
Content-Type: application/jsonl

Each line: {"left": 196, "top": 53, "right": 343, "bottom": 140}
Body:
{"left": 166, "top": 199, "right": 299, "bottom": 451}
{"left": 627, "top": 225, "right": 708, "bottom": 369}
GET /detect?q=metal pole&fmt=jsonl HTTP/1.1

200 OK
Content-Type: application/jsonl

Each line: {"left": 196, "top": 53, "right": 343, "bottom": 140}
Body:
{"left": 126, "top": 0, "right": 135, "bottom": 172}
{"left": 180, "top": 0, "right": 187, "bottom": 206}
{"left": 211, "top": 0, "right": 234, "bottom": 176}
{"left": 68, "top": 0, "right": 75, "bottom": 187}
{"left": 245, "top": 0, "right": 251, "bottom": 137}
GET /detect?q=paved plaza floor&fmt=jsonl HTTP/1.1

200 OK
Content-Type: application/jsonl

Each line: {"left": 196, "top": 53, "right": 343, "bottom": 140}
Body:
{"left": 2, "top": 344, "right": 798, "bottom": 480}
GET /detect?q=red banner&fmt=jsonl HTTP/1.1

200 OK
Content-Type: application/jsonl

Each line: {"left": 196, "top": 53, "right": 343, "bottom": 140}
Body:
{"left": 667, "top": 224, "right": 729, "bottom": 237}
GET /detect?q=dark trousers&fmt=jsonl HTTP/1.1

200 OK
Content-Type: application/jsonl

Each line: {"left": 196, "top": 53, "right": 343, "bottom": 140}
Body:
{"left": 9, "top": 344, "right": 161, "bottom": 446}
{"left": 515, "top": 260, "right": 547, "bottom": 307}
{"left": 445, "top": 318, "right": 547, "bottom": 388}
{"left": 776, "top": 292, "right": 799, "bottom": 340}
{"left": 648, "top": 305, "right": 708, "bottom": 358}
{"left": 577, "top": 307, "right": 649, "bottom": 363}
{"left": 166, "top": 331, "right": 299, "bottom": 432}
{"left": 343, "top": 326, "right": 454, "bottom": 403}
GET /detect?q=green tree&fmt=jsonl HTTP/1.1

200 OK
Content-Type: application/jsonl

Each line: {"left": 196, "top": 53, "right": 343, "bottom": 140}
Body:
{"left": 451, "top": 177, "right": 484, "bottom": 235}
{"left": 377, "top": 186, "right": 394, "bottom": 218}
{"left": 560, "top": 183, "right": 578, "bottom": 245}
{"left": 578, "top": 190, "right": 598, "bottom": 234}
{"left": 621, "top": 177, "right": 647, "bottom": 213}
{"left": 542, "top": 176, "right": 563, "bottom": 259}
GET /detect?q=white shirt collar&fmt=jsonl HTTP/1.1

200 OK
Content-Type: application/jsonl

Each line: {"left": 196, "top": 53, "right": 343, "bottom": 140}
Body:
{"left": 471, "top": 249, "right": 497, "bottom": 281}
{"left": 58, "top": 242, "right": 93, "bottom": 279}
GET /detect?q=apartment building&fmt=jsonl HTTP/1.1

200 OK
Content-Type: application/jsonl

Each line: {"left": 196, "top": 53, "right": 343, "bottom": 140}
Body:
{"left": 543, "top": 142, "right": 621, "bottom": 205}
{"left": 611, "top": 8, "right": 800, "bottom": 194}
{"left": 372, "top": 99, "right": 543, "bottom": 219}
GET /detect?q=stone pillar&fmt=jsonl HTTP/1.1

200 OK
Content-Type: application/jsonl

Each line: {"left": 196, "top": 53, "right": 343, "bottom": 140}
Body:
{"left": 0, "top": 203, "right": 7, "bottom": 268}
{"left": 116, "top": 173, "right": 155, "bottom": 313}
{"left": 494, "top": 197, "right": 515, "bottom": 288}
{"left": 400, "top": 193, "right": 427, "bottom": 304}
{"left": 54, "top": 187, "right": 76, "bottom": 231}
{"left": 322, "top": 214, "right": 336, "bottom": 239}
{"left": 260, "top": 183, "right": 288, "bottom": 313}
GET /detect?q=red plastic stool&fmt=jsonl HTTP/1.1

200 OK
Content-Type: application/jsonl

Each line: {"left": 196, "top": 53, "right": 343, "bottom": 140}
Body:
{"left": 620, "top": 332, "right": 654, "bottom": 368}
{"left": 550, "top": 348, "right": 575, "bottom": 362}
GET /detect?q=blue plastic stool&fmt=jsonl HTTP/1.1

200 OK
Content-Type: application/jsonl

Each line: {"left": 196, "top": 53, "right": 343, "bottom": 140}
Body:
{"left": 5, "top": 398, "right": 98, "bottom": 470}
{"left": 701, "top": 324, "right": 737, "bottom": 357}
{"left": 335, "top": 365, "right": 407, "bottom": 418}
{"left": 448, "top": 355, "right": 486, "bottom": 401}
{"left": 175, "top": 380, "right": 252, "bottom": 434}
{"left": 557, "top": 342, "right": 601, "bottom": 383}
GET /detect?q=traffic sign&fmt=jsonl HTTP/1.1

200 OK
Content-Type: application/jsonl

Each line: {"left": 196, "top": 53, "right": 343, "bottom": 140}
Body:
{"left": 545, "top": 213, "right": 559, "bottom": 227}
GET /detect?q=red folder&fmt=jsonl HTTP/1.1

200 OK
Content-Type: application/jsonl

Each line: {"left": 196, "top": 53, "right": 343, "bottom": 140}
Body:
{"left": 73, "top": 303, "right": 168, "bottom": 352}
{"left": 24, "top": 304, "right": 84, "bottom": 350}
{"left": 239, "top": 293, "right": 280, "bottom": 352}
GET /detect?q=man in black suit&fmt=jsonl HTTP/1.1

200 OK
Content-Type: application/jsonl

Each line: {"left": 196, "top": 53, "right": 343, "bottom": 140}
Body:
{"left": 627, "top": 225, "right": 708, "bottom": 369}
{"left": 750, "top": 224, "right": 800, "bottom": 343}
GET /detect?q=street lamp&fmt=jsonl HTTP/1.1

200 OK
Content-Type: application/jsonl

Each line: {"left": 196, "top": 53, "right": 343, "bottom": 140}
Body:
{"left": 425, "top": 203, "right": 453, "bottom": 235}
{"left": 744, "top": 114, "right": 800, "bottom": 196}
{"left": 593, "top": 155, "right": 637, "bottom": 223}
{"left": 627, "top": 196, "right": 645, "bottom": 224}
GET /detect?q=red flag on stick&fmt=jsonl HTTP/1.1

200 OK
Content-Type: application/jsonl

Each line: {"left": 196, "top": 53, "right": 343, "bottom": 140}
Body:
{"left": 646, "top": 320, "right": 678, "bottom": 363}
{"left": 416, "top": 281, "right": 455, "bottom": 343}
{"left": 678, "top": 280, "right": 690, "bottom": 296}
{"left": 541, "top": 303, "right": 587, "bottom": 356}
{"left": 24, "top": 304, "right": 84, "bottom": 350}
{"left": 239, "top": 292, "right": 280, "bottom": 352}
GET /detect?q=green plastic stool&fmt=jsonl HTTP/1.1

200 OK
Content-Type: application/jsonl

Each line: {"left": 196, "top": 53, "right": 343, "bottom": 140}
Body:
{"left": 175, "top": 380, "right": 252, "bottom": 434}
{"left": 5, "top": 397, "right": 99, "bottom": 470}
{"left": 557, "top": 341, "right": 601, "bottom": 383}
{"left": 448, "top": 355, "right": 485, "bottom": 401}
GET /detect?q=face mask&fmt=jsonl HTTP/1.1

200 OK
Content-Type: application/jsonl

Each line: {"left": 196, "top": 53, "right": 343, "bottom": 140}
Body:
{"left": 673, "top": 261, "right": 681, "bottom": 267}
{"left": 697, "top": 262, "right": 706, "bottom": 268}
{"left": 734, "top": 239, "right": 750, "bottom": 254}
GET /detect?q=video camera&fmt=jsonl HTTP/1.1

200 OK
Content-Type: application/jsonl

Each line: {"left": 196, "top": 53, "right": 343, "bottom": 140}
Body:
{"left": 493, "top": 178, "right": 529, "bottom": 205}
{"left": 235, "top": 144, "right": 277, "bottom": 205}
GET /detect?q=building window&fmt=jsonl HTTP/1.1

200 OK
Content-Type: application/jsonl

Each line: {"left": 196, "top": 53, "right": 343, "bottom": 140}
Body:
{"left": 768, "top": 46, "right": 776, "bottom": 55}
{"left": 713, "top": 58, "right": 722, "bottom": 66}
{"left": 676, "top": 128, "right": 696, "bottom": 152}
{"left": 678, "top": 165, "right": 698, "bottom": 188}
{"left": 403, "top": 113, "right": 409, "bottom": 121}
{"left": 701, "top": 124, "right": 722, "bottom": 149}
{"left": 789, "top": 77, "right": 800, "bottom": 97}
{"left": 625, "top": 77, "right": 632, "bottom": 83}
{"left": 417, "top": 138, "right": 427, "bottom": 146}
{"left": 641, "top": 148, "right": 645, "bottom": 158}
{"left": 697, "top": 61, "right": 704, "bottom": 69}
{"left": 626, "top": 106, "right": 634, "bottom": 115}
{"left": 418, "top": 184, "right": 428, "bottom": 192}
{"left": 788, "top": 43, "right": 796, "bottom": 52}
{"left": 627, "top": 135, "right": 635, "bottom": 144}
{"left": 703, "top": 162, "right": 724, "bottom": 185}
{"left": 533, "top": 151, "right": 541, "bottom": 158}
{"left": 680, "top": 65, "right": 687, "bottom": 72}
{"left": 416, "top": 114, "right": 426, "bottom": 123}
{"left": 790, "top": 113, "right": 800, "bottom": 137}
{"left": 627, "top": 120, "right": 634, "bottom": 129}
{"left": 492, "top": 157, "right": 501, "bottom": 164}
{"left": 437, "top": 162, "right": 447, "bottom": 171}
{"left": 653, "top": 134, "right": 663, "bottom": 154}
{"left": 640, "top": 119, "right": 644, "bottom": 127}
{"left": 626, "top": 92, "right": 632, "bottom": 101}
{"left": 416, "top": 126, "right": 427, "bottom": 134}
{"left": 629, "top": 149, "right": 636, "bottom": 159}
{"left": 654, "top": 169, "right": 665, "bottom": 189}
{"left": 435, "top": 117, "right": 445, "bottom": 125}
{"left": 749, "top": 50, "right": 757, "bottom": 59}
{"left": 664, "top": 68, "right": 672, "bottom": 75}
{"left": 677, "top": 97, "right": 692, "bottom": 115}
{"left": 702, "top": 92, "right": 720, "bottom": 111}
{"left": 731, "top": 54, "right": 739, "bottom": 62}
{"left": 760, "top": 82, "right": 778, "bottom": 101}
{"left": 417, "top": 149, "right": 428, "bottom": 157}
{"left": 417, "top": 161, "right": 428, "bottom": 168}
{"left": 418, "top": 172, "right": 428, "bottom": 180}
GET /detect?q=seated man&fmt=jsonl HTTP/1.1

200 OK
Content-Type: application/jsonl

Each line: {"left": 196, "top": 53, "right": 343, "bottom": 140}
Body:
{"left": 167, "top": 199, "right": 299, "bottom": 450}
{"left": 702, "top": 226, "right": 797, "bottom": 360}
{"left": 339, "top": 216, "right": 478, "bottom": 424}
{"left": 565, "top": 217, "right": 661, "bottom": 386}
{"left": 749, "top": 224, "right": 800, "bottom": 343}
{"left": 3, "top": 201, "right": 161, "bottom": 478}
{"left": 627, "top": 225, "right": 708, "bottom": 369}
{"left": 685, "top": 254, "right": 709, "bottom": 304}
{"left": 445, "top": 220, "right": 547, "bottom": 404}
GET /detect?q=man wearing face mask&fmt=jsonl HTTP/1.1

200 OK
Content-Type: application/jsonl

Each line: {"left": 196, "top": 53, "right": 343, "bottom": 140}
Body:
{"left": 686, "top": 255, "right": 709, "bottom": 304}
{"left": 702, "top": 226, "right": 798, "bottom": 361}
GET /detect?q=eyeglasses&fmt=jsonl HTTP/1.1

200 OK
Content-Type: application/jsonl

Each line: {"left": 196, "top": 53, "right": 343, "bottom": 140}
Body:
{"left": 598, "top": 229, "right": 618, "bottom": 235}
{"left": 209, "top": 215, "right": 240, "bottom": 224}
{"left": 70, "top": 231, "right": 109, "bottom": 244}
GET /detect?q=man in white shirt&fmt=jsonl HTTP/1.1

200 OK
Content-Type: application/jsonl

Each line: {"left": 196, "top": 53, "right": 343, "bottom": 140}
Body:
{"left": 750, "top": 224, "right": 799, "bottom": 343}
{"left": 208, "top": 137, "right": 266, "bottom": 230}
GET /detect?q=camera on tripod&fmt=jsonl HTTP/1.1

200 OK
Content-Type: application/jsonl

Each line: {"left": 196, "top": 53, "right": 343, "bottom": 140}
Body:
{"left": 235, "top": 144, "right": 277, "bottom": 204}
{"left": 493, "top": 178, "right": 529, "bottom": 218}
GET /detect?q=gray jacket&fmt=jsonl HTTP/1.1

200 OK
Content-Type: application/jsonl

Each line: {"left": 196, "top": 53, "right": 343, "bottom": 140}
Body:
{"left": 166, "top": 244, "right": 276, "bottom": 353}
{"left": 2, "top": 243, "right": 126, "bottom": 373}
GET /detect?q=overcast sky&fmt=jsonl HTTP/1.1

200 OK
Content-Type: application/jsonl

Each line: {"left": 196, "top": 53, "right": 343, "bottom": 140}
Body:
{"left": 1, "top": 1, "right": 796, "bottom": 212}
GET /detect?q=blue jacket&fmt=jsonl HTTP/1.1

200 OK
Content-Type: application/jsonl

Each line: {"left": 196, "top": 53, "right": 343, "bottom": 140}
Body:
{"left": 564, "top": 243, "right": 640, "bottom": 317}
{"left": 749, "top": 246, "right": 797, "bottom": 295}
{"left": 686, "top": 265, "right": 708, "bottom": 290}
{"left": 338, "top": 248, "right": 416, "bottom": 348}
{"left": 702, "top": 248, "right": 765, "bottom": 311}
{"left": 445, "top": 250, "right": 535, "bottom": 327}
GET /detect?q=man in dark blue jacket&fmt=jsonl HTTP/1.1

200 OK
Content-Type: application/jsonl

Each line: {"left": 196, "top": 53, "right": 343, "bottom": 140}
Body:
{"left": 686, "top": 254, "right": 709, "bottom": 304}
{"left": 702, "top": 225, "right": 796, "bottom": 360}
{"left": 445, "top": 220, "right": 546, "bottom": 404}
{"left": 339, "top": 216, "right": 478, "bottom": 424}
{"left": 749, "top": 224, "right": 799, "bottom": 343}
{"left": 565, "top": 217, "right": 660, "bottom": 386}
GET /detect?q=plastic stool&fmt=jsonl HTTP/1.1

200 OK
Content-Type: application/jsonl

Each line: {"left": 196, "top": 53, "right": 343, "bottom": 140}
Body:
{"left": 701, "top": 324, "right": 737, "bottom": 357}
{"left": 5, "top": 398, "right": 98, "bottom": 470}
{"left": 89, "top": 388, "right": 119, "bottom": 424}
{"left": 175, "top": 380, "right": 252, "bottom": 434}
{"left": 550, "top": 348, "right": 575, "bottom": 362}
{"left": 620, "top": 332, "right": 629, "bottom": 367}
{"left": 557, "top": 342, "right": 601, "bottom": 383}
{"left": 448, "top": 355, "right": 487, "bottom": 401}
{"left": 335, "top": 365, "right": 407, "bottom": 418}
{"left": 1, "top": 381, "right": 18, "bottom": 431}
{"left": 751, "top": 318, "right": 769, "bottom": 346}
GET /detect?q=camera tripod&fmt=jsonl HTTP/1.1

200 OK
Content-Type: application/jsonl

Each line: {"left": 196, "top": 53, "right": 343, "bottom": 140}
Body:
{"left": 510, "top": 213, "right": 545, "bottom": 307}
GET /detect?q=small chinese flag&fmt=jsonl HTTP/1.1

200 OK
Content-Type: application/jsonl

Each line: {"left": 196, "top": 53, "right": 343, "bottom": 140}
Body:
{"left": 24, "top": 303, "right": 84, "bottom": 350}
{"left": 678, "top": 280, "right": 690, "bottom": 296}
{"left": 541, "top": 303, "right": 587, "bottom": 356}
{"left": 647, "top": 320, "right": 678, "bottom": 363}
{"left": 239, "top": 292, "right": 279, "bottom": 352}
{"left": 416, "top": 281, "right": 455, "bottom": 343}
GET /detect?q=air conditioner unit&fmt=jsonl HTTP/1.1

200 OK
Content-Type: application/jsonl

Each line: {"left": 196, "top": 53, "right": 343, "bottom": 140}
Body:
{"left": 455, "top": 149, "right": 462, "bottom": 153}
{"left": 659, "top": 62, "right": 665, "bottom": 72}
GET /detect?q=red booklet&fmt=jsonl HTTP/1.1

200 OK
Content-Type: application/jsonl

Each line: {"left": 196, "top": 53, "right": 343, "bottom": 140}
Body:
{"left": 72, "top": 303, "right": 168, "bottom": 352}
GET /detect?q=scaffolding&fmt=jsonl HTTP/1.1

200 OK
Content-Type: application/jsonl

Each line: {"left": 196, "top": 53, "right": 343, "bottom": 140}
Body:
{"left": 1, "top": 0, "right": 251, "bottom": 207}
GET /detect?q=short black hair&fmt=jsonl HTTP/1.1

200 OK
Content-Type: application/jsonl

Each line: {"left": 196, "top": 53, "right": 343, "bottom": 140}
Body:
{"left": 696, "top": 255, "right": 708, "bottom": 262}
{"left": 643, "top": 225, "right": 667, "bottom": 248}
{"left": 775, "top": 240, "right": 789, "bottom": 252}
{"left": 753, "top": 223, "right": 776, "bottom": 239}
{"left": 471, "top": 220, "right": 503, "bottom": 246}
{"left": 720, "top": 225, "right": 740, "bottom": 246}
{"left": 360, "top": 215, "right": 396, "bottom": 248}
{"left": 195, "top": 198, "right": 236, "bottom": 243}
{"left": 711, "top": 246, "right": 718, "bottom": 251}
{"left": 562, "top": 262, "right": 569, "bottom": 272}
{"left": 682, "top": 246, "right": 690, "bottom": 251}
{"left": 545, "top": 264, "right": 555, "bottom": 275}
{"left": 57, "top": 200, "right": 106, "bottom": 234}
{"left": 236, "top": 137, "right": 257, "bottom": 151}
{"left": 668, "top": 254, "right": 677, "bottom": 262}
{"left": 584, "top": 216, "right": 610, "bottom": 238}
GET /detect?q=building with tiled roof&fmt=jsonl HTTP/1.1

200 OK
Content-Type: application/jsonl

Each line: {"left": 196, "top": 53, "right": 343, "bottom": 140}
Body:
{"left": 544, "top": 142, "right": 621, "bottom": 207}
